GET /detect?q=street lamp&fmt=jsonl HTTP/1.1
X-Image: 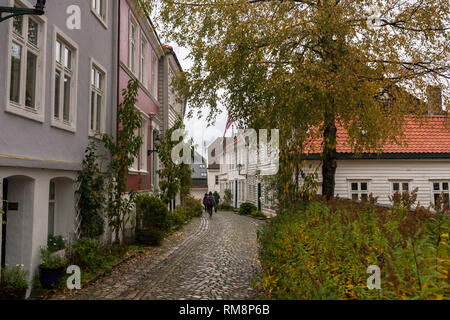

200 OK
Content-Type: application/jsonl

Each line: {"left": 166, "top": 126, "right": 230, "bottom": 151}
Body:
{"left": 237, "top": 164, "right": 247, "bottom": 178}
{"left": 0, "top": 0, "right": 46, "bottom": 23}
{"left": 147, "top": 132, "right": 161, "bottom": 156}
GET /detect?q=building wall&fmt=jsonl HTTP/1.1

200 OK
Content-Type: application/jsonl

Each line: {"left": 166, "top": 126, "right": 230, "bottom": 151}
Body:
{"left": 207, "top": 169, "right": 220, "bottom": 195}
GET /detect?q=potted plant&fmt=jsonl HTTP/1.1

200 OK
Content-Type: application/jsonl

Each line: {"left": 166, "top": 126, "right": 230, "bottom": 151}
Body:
{"left": 47, "top": 235, "right": 67, "bottom": 257}
{"left": 0, "top": 265, "right": 29, "bottom": 300}
{"left": 39, "top": 246, "right": 68, "bottom": 289}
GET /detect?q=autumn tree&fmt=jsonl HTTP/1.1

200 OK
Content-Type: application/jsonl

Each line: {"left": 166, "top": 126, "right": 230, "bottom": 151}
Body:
{"left": 139, "top": 0, "right": 449, "bottom": 200}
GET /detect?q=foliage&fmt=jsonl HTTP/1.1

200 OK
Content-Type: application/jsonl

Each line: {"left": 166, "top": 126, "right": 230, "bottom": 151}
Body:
{"left": 179, "top": 163, "right": 192, "bottom": 205}
{"left": 47, "top": 235, "right": 66, "bottom": 253}
{"left": 39, "top": 247, "right": 68, "bottom": 269}
{"left": 135, "top": 194, "right": 169, "bottom": 232}
{"left": 223, "top": 189, "right": 233, "bottom": 206}
{"left": 140, "top": 0, "right": 449, "bottom": 201}
{"left": 251, "top": 210, "right": 266, "bottom": 219}
{"left": 184, "top": 195, "right": 203, "bottom": 218}
{"left": 136, "top": 228, "right": 165, "bottom": 246}
{"left": 257, "top": 197, "right": 449, "bottom": 300}
{"left": 103, "top": 79, "right": 143, "bottom": 243}
{"left": 158, "top": 120, "right": 193, "bottom": 205}
{"left": 239, "top": 202, "right": 258, "bottom": 216}
{"left": 75, "top": 142, "right": 106, "bottom": 238}
{"left": 0, "top": 265, "right": 29, "bottom": 298}
{"left": 167, "top": 207, "right": 188, "bottom": 230}
{"left": 70, "top": 238, "right": 113, "bottom": 273}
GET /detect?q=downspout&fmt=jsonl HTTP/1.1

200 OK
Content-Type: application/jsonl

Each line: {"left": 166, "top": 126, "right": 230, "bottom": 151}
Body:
{"left": 116, "top": 0, "right": 121, "bottom": 144}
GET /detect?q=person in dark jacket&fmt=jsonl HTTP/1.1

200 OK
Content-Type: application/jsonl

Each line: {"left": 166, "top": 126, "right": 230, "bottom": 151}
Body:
{"left": 203, "top": 193, "right": 208, "bottom": 213}
{"left": 207, "top": 192, "right": 216, "bottom": 218}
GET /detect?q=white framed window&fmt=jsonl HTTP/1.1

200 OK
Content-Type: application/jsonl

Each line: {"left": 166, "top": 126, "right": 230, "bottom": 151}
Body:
{"left": 89, "top": 59, "right": 107, "bottom": 136}
{"left": 349, "top": 181, "right": 370, "bottom": 201}
{"left": 6, "top": 0, "right": 47, "bottom": 122}
{"left": 432, "top": 181, "right": 449, "bottom": 205}
{"left": 128, "top": 14, "right": 138, "bottom": 75}
{"left": 151, "top": 52, "right": 158, "bottom": 98}
{"left": 51, "top": 28, "right": 78, "bottom": 132}
{"left": 391, "top": 181, "right": 411, "bottom": 194}
{"left": 48, "top": 181, "right": 56, "bottom": 237}
{"left": 201, "top": 173, "right": 207, "bottom": 177}
{"left": 130, "top": 107, "right": 149, "bottom": 174}
{"left": 91, "top": 0, "right": 107, "bottom": 27}
{"left": 140, "top": 37, "right": 149, "bottom": 87}
{"left": 199, "top": 164, "right": 206, "bottom": 169}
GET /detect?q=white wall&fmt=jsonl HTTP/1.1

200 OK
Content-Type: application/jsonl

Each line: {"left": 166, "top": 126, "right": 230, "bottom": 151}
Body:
{"left": 207, "top": 169, "right": 220, "bottom": 195}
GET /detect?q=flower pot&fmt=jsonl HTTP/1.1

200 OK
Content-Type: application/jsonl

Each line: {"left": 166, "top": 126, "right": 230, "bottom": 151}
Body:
{"left": 39, "top": 265, "right": 66, "bottom": 289}
{"left": 0, "top": 288, "right": 27, "bottom": 300}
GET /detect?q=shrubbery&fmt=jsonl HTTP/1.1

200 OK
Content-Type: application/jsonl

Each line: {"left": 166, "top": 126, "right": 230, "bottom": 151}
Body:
{"left": 239, "top": 202, "right": 257, "bottom": 216}
{"left": 257, "top": 197, "right": 449, "bottom": 300}
{"left": 70, "top": 238, "right": 112, "bottom": 273}
{"left": 218, "top": 203, "right": 234, "bottom": 211}
{"left": 184, "top": 196, "right": 203, "bottom": 218}
{"left": 136, "top": 194, "right": 169, "bottom": 232}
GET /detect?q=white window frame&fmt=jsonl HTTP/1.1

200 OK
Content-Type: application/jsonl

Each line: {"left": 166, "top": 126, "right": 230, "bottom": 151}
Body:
{"left": 151, "top": 51, "right": 158, "bottom": 99}
{"left": 91, "top": 0, "right": 108, "bottom": 28}
{"left": 139, "top": 113, "right": 149, "bottom": 174}
{"left": 51, "top": 27, "right": 78, "bottom": 132}
{"left": 390, "top": 180, "right": 412, "bottom": 195}
{"left": 5, "top": 0, "right": 47, "bottom": 123}
{"left": 128, "top": 13, "right": 138, "bottom": 76}
{"left": 431, "top": 181, "right": 450, "bottom": 205}
{"left": 140, "top": 36, "right": 149, "bottom": 88}
{"left": 348, "top": 180, "right": 371, "bottom": 201}
{"left": 89, "top": 58, "right": 107, "bottom": 136}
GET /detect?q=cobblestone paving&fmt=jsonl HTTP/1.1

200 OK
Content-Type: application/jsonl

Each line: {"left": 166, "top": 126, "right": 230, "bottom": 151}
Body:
{"left": 53, "top": 211, "right": 265, "bottom": 300}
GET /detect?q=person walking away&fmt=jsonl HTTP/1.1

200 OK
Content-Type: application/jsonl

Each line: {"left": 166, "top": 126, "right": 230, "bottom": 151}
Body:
{"left": 213, "top": 191, "right": 220, "bottom": 213}
{"left": 207, "top": 192, "right": 216, "bottom": 218}
{"left": 203, "top": 193, "right": 208, "bottom": 213}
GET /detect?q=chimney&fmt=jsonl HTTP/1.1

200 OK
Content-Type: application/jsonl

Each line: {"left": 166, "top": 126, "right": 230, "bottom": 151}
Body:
{"left": 427, "top": 86, "right": 442, "bottom": 115}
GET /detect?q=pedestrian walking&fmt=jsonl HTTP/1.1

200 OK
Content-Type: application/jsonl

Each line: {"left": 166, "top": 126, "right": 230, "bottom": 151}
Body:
{"left": 207, "top": 192, "right": 216, "bottom": 218}
{"left": 203, "top": 193, "right": 208, "bottom": 213}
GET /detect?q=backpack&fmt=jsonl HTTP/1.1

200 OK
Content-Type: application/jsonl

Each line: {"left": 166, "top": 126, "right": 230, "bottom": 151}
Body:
{"left": 207, "top": 195, "right": 214, "bottom": 207}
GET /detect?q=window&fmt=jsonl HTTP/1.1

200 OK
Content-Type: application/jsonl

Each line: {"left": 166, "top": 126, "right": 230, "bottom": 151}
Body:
{"left": 200, "top": 164, "right": 206, "bottom": 169}
{"left": 215, "top": 176, "right": 219, "bottom": 185}
{"left": 349, "top": 181, "right": 370, "bottom": 201}
{"left": 432, "top": 181, "right": 449, "bottom": 205}
{"left": 130, "top": 108, "right": 149, "bottom": 173}
{"left": 140, "top": 37, "right": 148, "bottom": 87}
{"left": 90, "top": 61, "right": 106, "bottom": 135}
{"left": 129, "top": 15, "right": 138, "bottom": 74}
{"left": 201, "top": 173, "right": 207, "bottom": 177}
{"left": 151, "top": 53, "right": 158, "bottom": 98}
{"left": 48, "top": 181, "right": 55, "bottom": 237}
{"left": 7, "top": 2, "right": 46, "bottom": 122}
{"left": 91, "top": 0, "right": 107, "bottom": 26}
{"left": 392, "top": 181, "right": 410, "bottom": 194}
{"left": 52, "top": 31, "right": 77, "bottom": 131}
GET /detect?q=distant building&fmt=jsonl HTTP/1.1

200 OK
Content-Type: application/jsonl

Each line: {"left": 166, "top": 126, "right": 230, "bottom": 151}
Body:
{"left": 190, "top": 151, "right": 208, "bottom": 200}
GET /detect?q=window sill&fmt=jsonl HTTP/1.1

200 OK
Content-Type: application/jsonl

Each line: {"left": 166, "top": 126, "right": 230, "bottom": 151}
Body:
{"left": 91, "top": 9, "right": 108, "bottom": 29}
{"left": 51, "top": 120, "right": 76, "bottom": 133}
{"left": 5, "top": 103, "right": 44, "bottom": 123}
{"left": 89, "top": 131, "right": 105, "bottom": 140}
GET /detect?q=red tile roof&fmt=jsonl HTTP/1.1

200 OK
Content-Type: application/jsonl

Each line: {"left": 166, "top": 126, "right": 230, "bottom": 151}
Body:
{"left": 305, "top": 116, "right": 450, "bottom": 155}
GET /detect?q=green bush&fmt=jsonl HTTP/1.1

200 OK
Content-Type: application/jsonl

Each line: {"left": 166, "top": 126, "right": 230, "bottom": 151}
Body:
{"left": 184, "top": 196, "right": 203, "bottom": 218}
{"left": 136, "top": 194, "right": 169, "bottom": 232}
{"left": 251, "top": 210, "right": 266, "bottom": 218}
{"left": 167, "top": 207, "right": 188, "bottom": 230}
{"left": 136, "top": 228, "right": 165, "bottom": 246}
{"left": 71, "top": 238, "right": 112, "bottom": 272}
{"left": 239, "top": 202, "right": 257, "bottom": 216}
{"left": 0, "top": 265, "right": 29, "bottom": 299}
{"left": 40, "top": 247, "right": 68, "bottom": 269}
{"left": 257, "top": 198, "right": 449, "bottom": 300}
{"left": 47, "top": 235, "right": 66, "bottom": 253}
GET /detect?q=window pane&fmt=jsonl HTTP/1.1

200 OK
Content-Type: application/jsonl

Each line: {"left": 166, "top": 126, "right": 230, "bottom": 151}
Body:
{"left": 28, "top": 19, "right": 38, "bottom": 45}
{"left": 434, "top": 193, "right": 440, "bottom": 204}
{"left": 351, "top": 183, "right": 358, "bottom": 191}
{"left": 64, "top": 47, "right": 72, "bottom": 69}
{"left": 90, "top": 92, "right": 95, "bottom": 130}
{"left": 25, "top": 52, "right": 37, "bottom": 108}
{"left": 96, "top": 71, "right": 101, "bottom": 89}
{"left": 48, "top": 202, "right": 55, "bottom": 237}
{"left": 13, "top": 15, "right": 23, "bottom": 35}
{"left": 393, "top": 183, "right": 400, "bottom": 191}
{"left": 54, "top": 71, "right": 61, "bottom": 118}
{"left": 434, "top": 183, "right": 440, "bottom": 191}
{"left": 443, "top": 183, "right": 449, "bottom": 191}
{"left": 352, "top": 194, "right": 359, "bottom": 201}
{"left": 56, "top": 41, "right": 61, "bottom": 63}
{"left": 10, "top": 42, "right": 22, "bottom": 103}
{"left": 91, "top": 68, "right": 95, "bottom": 85}
{"left": 49, "top": 181, "right": 56, "bottom": 200}
{"left": 63, "top": 76, "right": 71, "bottom": 121}
{"left": 96, "top": 94, "right": 102, "bottom": 131}
{"left": 402, "top": 183, "right": 409, "bottom": 192}
{"left": 361, "top": 182, "right": 368, "bottom": 191}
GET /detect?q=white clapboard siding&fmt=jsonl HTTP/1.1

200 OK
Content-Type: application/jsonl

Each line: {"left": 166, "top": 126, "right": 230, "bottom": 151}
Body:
{"left": 306, "top": 159, "right": 450, "bottom": 206}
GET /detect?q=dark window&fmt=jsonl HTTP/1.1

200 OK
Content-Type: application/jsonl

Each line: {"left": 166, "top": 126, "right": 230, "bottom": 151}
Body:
{"left": 361, "top": 183, "right": 368, "bottom": 191}
{"left": 351, "top": 183, "right": 358, "bottom": 191}
{"left": 393, "top": 183, "right": 400, "bottom": 191}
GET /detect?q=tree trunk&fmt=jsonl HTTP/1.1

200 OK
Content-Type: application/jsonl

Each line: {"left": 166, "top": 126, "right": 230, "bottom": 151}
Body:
{"left": 322, "top": 112, "right": 338, "bottom": 200}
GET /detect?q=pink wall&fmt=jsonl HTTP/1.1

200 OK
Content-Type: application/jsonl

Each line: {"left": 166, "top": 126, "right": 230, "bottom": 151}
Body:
{"left": 119, "top": 0, "right": 160, "bottom": 192}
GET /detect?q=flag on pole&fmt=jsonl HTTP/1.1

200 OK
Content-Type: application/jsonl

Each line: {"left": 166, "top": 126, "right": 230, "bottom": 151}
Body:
{"left": 224, "top": 115, "right": 233, "bottom": 137}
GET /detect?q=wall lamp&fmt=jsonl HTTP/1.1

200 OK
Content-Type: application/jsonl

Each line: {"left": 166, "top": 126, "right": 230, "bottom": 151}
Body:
{"left": 148, "top": 132, "right": 161, "bottom": 156}
{"left": 0, "top": 0, "right": 46, "bottom": 23}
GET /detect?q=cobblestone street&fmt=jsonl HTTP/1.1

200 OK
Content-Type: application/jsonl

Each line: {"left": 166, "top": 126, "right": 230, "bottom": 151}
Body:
{"left": 53, "top": 211, "right": 265, "bottom": 300}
